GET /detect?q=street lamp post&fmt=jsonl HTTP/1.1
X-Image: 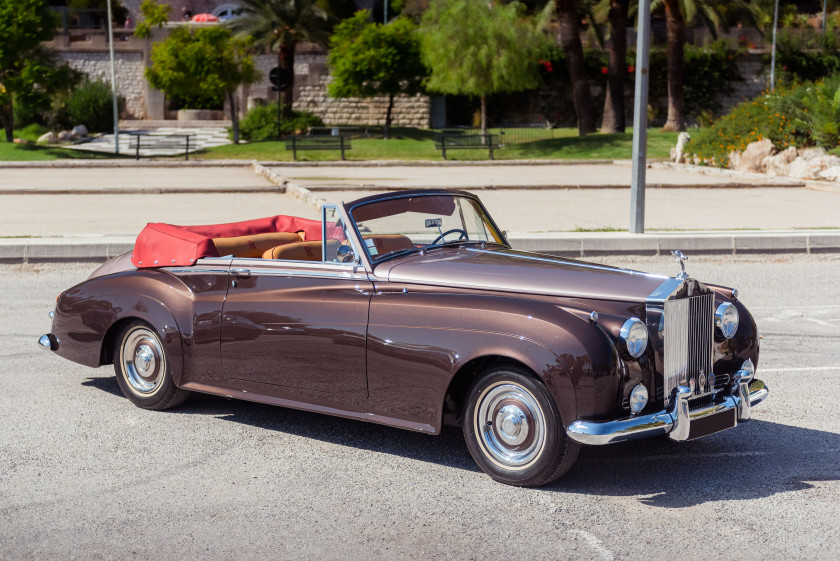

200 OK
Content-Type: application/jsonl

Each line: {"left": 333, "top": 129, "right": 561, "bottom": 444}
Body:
{"left": 629, "top": 0, "right": 652, "bottom": 234}
{"left": 106, "top": 0, "right": 120, "bottom": 154}
{"left": 770, "top": 0, "right": 779, "bottom": 91}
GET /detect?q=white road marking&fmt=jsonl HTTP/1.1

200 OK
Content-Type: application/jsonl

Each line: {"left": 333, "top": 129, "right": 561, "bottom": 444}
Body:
{"left": 569, "top": 529, "right": 615, "bottom": 561}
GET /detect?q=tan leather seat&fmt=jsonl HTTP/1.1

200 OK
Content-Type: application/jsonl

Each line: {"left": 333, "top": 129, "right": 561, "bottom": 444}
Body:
{"left": 212, "top": 232, "right": 303, "bottom": 258}
{"left": 262, "top": 240, "right": 340, "bottom": 261}
{"left": 364, "top": 234, "right": 414, "bottom": 254}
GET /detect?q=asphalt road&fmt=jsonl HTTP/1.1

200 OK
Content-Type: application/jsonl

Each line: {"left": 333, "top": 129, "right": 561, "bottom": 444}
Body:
{"left": 2, "top": 254, "right": 839, "bottom": 560}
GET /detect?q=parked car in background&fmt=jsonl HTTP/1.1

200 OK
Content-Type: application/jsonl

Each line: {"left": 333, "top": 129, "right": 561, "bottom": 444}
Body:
{"left": 39, "top": 189, "right": 768, "bottom": 486}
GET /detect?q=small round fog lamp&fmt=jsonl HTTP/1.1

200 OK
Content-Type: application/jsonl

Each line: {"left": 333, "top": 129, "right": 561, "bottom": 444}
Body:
{"left": 629, "top": 384, "right": 649, "bottom": 414}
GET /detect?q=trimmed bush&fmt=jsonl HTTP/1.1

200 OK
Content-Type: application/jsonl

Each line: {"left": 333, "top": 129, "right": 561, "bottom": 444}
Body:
{"left": 64, "top": 80, "right": 123, "bottom": 133}
{"left": 239, "top": 103, "right": 323, "bottom": 141}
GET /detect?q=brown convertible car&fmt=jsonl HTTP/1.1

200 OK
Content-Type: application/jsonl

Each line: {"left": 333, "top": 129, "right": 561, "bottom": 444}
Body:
{"left": 40, "top": 189, "right": 768, "bottom": 487}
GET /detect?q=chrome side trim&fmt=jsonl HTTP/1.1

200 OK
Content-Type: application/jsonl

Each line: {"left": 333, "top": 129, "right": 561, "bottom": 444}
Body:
{"left": 180, "top": 381, "right": 437, "bottom": 434}
{"left": 566, "top": 379, "right": 768, "bottom": 446}
{"left": 466, "top": 248, "right": 668, "bottom": 279}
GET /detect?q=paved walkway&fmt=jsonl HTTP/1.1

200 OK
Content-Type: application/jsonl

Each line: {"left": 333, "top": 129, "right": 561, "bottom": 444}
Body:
{"left": 1, "top": 161, "right": 838, "bottom": 261}
{"left": 68, "top": 127, "right": 231, "bottom": 157}
{"left": 269, "top": 162, "right": 802, "bottom": 190}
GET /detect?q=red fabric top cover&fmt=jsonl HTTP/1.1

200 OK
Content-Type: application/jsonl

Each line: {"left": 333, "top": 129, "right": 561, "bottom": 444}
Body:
{"left": 131, "top": 215, "right": 322, "bottom": 268}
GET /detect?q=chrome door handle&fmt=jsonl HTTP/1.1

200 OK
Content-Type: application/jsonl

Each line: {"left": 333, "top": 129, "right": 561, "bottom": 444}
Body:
{"left": 230, "top": 268, "right": 251, "bottom": 278}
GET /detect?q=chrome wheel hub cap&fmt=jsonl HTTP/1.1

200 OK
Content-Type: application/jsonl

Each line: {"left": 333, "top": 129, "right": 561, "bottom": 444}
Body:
{"left": 475, "top": 382, "right": 546, "bottom": 470}
{"left": 121, "top": 327, "right": 165, "bottom": 395}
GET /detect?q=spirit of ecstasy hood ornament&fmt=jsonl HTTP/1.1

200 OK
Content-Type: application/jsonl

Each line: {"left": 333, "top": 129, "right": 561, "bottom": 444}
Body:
{"left": 672, "top": 250, "right": 689, "bottom": 280}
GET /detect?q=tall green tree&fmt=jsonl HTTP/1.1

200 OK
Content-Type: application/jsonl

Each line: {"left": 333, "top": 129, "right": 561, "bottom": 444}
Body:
{"left": 328, "top": 11, "right": 426, "bottom": 139}
{"left": 146, "top": 26, "right": 260, "bottom": 143}
{"left": 419, "top": 0, "right": 551, "bottom": 135}
{"left": 0, "top": 0, "right": 58, "bottom": 142}
{"left": 229, "top": 0, "right": 333, "bottom": 119}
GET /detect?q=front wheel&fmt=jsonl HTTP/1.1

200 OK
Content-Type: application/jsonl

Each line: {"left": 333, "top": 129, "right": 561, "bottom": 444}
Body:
{"left": 114, "top": 321, "right": 189, "bottom": 410}
{"left": 463, "top": 367, "right": 579, "bottom": 487}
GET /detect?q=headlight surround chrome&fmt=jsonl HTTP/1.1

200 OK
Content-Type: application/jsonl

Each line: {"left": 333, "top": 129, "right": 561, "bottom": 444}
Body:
{"left": 619, "top": 317, "right": 648, "bottom": 359}
{"left": 715, "top": 302, "right": 739, "bottom": 339}
{"left": 629, "top": 384, "right": 649, "bottom": 414}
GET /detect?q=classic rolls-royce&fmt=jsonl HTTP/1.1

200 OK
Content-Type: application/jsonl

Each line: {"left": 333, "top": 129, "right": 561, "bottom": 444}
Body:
{"left": 40, "top": 189, "right": 768, "bottom": 487}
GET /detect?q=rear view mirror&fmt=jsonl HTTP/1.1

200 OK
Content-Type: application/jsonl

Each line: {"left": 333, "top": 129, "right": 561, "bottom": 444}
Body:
{"left": 425, "top": 218, "right": 443, "bottom": 228}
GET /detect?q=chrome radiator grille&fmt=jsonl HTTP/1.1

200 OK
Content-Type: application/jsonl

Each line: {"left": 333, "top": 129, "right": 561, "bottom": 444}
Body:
{"left": 663, "top": 292, "right": 714, "bottom": 405}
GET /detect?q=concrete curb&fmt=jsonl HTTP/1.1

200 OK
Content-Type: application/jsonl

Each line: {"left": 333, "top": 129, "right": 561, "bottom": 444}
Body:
{"left": 4, "top": 230, "right": 838, "bottom": 264}
{"left": 253, "top": 161, "right": 326, "bottom": 210}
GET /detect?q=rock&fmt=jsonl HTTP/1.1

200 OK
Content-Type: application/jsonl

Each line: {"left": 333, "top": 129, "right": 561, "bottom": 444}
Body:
{"left": 37, "top": 132, "right": 58, "bottom": 144}
{"left": 817, "top": 166, "right": 840, "bottom": 181}
{"left": 728, "top": 150, "right": 741, "bottom": 169}
{"left": 799, "top": 147, "right": 826, "bottom": 161}
{"left": 787, "top": 154, "right": 840, "bottom": 179}
{"left": 764, "top": 146, "right": 798, "bottom": 176}
{"left": 733, "top": 138, "right": 775, "bottom": 172}
{"left": 671, "top": 132, "right": 691, "bottom": 163}
{"left": 72, "top": 125, "right": 88, "bottom": 138}
{"left": 57, "top": 130, "right": 73, "bottom": 142}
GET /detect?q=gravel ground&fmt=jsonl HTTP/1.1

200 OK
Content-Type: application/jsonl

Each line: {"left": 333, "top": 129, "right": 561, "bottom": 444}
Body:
{"left": 1, "top": 254, "right": 838, "bottom": 560}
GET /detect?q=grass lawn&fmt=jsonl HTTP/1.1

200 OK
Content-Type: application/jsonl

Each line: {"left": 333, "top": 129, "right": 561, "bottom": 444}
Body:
{"left": 1, "top": 125, "right": 680, "bottom": 162}
{"left": 194, "top": 128, "right": 680, "bottom": 162}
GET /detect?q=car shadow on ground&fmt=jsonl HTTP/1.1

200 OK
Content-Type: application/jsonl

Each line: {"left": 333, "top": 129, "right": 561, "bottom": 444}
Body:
{"left": 83, "top": 375, "right": 478, "bottom": 472}
{"left": 84, "top": 375, "right": 840, "bottom": 505}
{"left": 555, "top": 418, "right": 840, "bottom": 507}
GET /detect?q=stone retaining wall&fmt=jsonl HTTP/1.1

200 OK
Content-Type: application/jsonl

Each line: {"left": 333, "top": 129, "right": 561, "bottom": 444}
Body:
{"left": 57, "top": 51, "right": 146, "bottom": 119}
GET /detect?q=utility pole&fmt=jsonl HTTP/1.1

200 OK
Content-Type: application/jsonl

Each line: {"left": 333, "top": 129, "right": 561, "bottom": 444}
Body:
{"left": 629, "top": 0, "right": 651, "bottom": 234}
{"left": 106, "top": 0, "right": 120, "bottom": 154}
{"left": 770, "top": 0, "right": 779, "bottom": 91}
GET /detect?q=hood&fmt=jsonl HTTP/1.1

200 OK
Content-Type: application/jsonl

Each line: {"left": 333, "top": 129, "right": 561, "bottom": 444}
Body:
{"left": 384, "top": 247, "right": 669, "bottom": 302}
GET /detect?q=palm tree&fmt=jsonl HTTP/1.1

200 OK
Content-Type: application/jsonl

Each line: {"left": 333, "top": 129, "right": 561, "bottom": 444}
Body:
{"left": 600, "top": 0, "right": 629, "bottom": 133}
{"left": 556, "top": 0, "right": 596, "bottom": 135}
{"left": 652, "top": 0, "right": 754, "bottom": 131}
{"left": 229, "top": 0, "right": 333, "bottom": 119}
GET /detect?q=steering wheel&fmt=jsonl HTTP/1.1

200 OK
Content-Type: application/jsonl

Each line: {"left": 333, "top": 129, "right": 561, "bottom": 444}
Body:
{"left": 432, "top": 228, "right": 468, "bottom": 245}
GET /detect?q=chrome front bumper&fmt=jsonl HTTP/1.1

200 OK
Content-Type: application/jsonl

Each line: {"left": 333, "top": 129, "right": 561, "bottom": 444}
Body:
{"left": 566, "top": 377, "right": 769, "bottom": 446}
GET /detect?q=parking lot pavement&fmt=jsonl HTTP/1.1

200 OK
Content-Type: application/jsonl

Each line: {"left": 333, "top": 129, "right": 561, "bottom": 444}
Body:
{"left": 2, "top": 254, "right": 838, "bottom": 560}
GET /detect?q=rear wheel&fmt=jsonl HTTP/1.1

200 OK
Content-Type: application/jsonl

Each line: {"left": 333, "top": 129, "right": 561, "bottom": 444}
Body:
{"left": 114, "top": 321, "right": 189, "bottom": 410}
{"left": 463, "top": 366, "right": 579, "bottom": 487}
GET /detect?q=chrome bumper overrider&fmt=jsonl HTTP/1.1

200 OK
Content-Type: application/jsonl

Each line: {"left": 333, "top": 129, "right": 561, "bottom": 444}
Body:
{"left": 566, "top": 377, "right": 769, "bottom": 446}
{"left": 38, "top": 333, "right": 59, "bottom": 351}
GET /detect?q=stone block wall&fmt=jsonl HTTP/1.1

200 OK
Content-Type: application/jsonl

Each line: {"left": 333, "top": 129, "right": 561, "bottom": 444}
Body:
{"left": 294, "top": 76, "right": 431, "bottom": 127}
{"left": 245, "top": 52, "right": 431, "bottom": 128}
{"left": 57, "top": 51, "right": 146, "bottom": 119}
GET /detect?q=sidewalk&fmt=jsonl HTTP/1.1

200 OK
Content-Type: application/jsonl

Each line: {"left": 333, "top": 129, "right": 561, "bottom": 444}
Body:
{"left": 1, "top": 160, "right": 838, "bottom": 262}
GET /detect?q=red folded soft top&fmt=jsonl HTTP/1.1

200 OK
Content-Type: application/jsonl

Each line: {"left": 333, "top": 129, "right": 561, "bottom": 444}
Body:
{"left": 131, "top": 215, "right": 322, "bottom": 268}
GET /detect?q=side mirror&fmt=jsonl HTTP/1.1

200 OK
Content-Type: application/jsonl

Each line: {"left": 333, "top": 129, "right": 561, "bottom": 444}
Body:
{"left": 336, "top": 244, "right": 357, "bottom": 264}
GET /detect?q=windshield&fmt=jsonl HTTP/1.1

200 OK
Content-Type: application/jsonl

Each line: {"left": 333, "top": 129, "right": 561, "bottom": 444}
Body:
{"left": 349, "top": 194, "right": 506, "bottom": 262}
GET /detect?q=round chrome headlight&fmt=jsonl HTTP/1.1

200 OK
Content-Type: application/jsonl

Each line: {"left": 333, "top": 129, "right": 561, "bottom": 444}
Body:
{"left": 619, "top": 317, "right": 648, "bottom": 358}
{"left": 629, "top": 384, "right": 648, "bottom": 414}
{"left": 715, "top": 302, "right": 739, "bottom": 339}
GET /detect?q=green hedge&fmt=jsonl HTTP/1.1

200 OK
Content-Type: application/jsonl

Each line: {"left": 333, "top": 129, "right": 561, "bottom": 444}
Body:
{"left": 239, "top": 104, "right": 324, "bottom": 141}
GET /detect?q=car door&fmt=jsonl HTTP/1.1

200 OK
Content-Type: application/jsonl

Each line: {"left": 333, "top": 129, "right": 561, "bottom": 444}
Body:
{"left": 219, "top": 206, "right": 372, "bottom": 401}
{"left": 165, "top": 257, "right": 233, "bottom": 387}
